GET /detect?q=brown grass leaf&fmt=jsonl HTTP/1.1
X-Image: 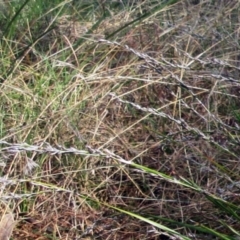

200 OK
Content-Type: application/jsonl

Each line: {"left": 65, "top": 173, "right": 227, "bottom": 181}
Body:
{"left": 0, "top": 213, "right": 15, "bottom": 240}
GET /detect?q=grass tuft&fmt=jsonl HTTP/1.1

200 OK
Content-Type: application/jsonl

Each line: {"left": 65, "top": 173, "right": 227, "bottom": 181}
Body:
{"left": 0, "top": 0, "right": 240, "bottom": 239}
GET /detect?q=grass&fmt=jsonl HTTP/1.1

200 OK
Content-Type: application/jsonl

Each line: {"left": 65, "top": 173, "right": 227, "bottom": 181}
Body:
{"left": 0, "top": 0, "right": 240, "bottom": 239}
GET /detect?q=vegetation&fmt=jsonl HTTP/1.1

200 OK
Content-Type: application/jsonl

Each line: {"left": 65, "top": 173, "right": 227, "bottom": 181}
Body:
{"left": 0, "top": 0, "right": 240, "bottom": 239}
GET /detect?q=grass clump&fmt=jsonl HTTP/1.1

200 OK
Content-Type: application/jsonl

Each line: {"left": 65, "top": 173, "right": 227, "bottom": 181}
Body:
{"left": 0, "top": 0, "right": 240, "bottom": 239}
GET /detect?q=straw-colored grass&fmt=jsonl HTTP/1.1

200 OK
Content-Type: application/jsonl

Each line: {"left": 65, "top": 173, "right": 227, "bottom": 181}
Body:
{"left": 0, "top": 0, "right": 240, "bottom": 239}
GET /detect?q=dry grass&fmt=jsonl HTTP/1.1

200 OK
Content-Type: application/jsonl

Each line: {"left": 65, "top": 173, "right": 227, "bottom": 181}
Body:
{"left": 0, "top": 0, "right": 240, "bottom": 239}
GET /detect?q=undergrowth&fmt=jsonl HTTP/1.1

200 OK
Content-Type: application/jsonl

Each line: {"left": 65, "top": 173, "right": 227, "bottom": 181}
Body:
{"left": 0, "top": 0, "right": 240, "bottom": 239}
